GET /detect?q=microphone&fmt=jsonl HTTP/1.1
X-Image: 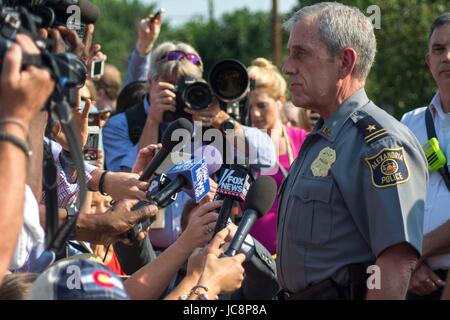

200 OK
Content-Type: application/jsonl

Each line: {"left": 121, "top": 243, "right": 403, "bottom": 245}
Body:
{"left": 78, "top": 0, "right": 100, "bottom": 24}
{"left": 127, "top": 157, "right": 222, "bottom": 241}
{"left": 223, "top": 176, "right": 277, "bottom": 257}
{"left": 48, "top": 0, "right": 100, "bottom": 24}
{"left": 213, "top": 164, "right": 252, "bottom": 236}
{"left": 148, "top": 144, "right": 223, "bottom": 205}
{"left": 140, "top": 118, "right": 193, "bottom": 181}
{"left": 145, "top": 173, "right": 177, "bottom": 208}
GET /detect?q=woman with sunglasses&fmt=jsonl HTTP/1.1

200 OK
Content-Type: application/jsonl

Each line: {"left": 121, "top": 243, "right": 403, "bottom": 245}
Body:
{"left": 247, "top": 58, "right": 309, "bottom": 255}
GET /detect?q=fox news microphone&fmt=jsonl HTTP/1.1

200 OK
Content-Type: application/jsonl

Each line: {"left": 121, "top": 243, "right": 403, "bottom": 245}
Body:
{"left": 223, "top": 176, "right": 277, "bottom": 257}
{"left": 139, "top": 118, "right": 194, "bottom": 181}
{"left": 213, "top": 164, "right": 252, "bottom": 236}
{"left": 127, "top": 153, "right": 222, "bottom": 241}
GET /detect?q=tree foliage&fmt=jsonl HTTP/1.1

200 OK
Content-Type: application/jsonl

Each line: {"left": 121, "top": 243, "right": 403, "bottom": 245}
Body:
{"left": 91, "top": 0, "right": 448, "bottom": 118}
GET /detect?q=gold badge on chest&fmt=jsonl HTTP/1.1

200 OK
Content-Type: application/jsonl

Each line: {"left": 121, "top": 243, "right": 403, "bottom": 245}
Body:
{"left": 310, "top": 147, "right": 336, "bottom": 177}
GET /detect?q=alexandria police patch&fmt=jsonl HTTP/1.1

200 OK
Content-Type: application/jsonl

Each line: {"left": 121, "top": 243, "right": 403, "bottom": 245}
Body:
{"left": 364, "top": 147, "right": 410, "bottom": 188}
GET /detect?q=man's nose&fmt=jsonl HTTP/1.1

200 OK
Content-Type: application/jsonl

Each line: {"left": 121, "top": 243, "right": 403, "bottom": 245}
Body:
{"left": 445, "top": 47, "right": 450, "bottom": 62}
{"left": 282, "top": 59, "right": 295, "bottom": 75}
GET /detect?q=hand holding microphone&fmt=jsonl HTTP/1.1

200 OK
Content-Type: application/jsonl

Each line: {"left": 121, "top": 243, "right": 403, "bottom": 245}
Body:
{"left": 126, "top": 142, "right": 223, "bottom": 241}
{"left": 223, "top": 176, "right": 277, "bottom": 257}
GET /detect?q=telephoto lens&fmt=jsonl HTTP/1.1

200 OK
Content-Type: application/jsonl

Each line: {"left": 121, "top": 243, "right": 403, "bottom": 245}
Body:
{"left": 209, "top": 59, "right": 250, "bottom": 103}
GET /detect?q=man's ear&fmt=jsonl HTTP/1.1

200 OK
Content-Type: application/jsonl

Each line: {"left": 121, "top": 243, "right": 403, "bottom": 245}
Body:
{"left": 425, "top": 52, "right": 431, "bottom": 69}
{"left": 338, "top": 48, "right": 357, "bottom": 79}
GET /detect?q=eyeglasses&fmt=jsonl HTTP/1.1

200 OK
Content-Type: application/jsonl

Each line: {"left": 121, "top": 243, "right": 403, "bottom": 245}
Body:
{"left": 162, "top": 50, "right": 201, "bottom": 66}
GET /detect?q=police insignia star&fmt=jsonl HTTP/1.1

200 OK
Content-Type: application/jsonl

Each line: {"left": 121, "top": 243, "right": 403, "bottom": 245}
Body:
{"left": 364, "top": 147, "right": 410, "bottom": 188}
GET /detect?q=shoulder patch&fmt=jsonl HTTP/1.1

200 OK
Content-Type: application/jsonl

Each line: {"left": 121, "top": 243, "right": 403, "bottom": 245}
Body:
{"left": 354, "top": 113, "right": 389, "bottom": 144}
{"left": 364, "top": 147, "right": 410, "bottom": 188}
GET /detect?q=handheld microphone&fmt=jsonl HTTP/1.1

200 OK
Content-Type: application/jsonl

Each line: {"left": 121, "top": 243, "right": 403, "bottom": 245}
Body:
{"left": 146, "top": 173, "right": 177, "bottom": 208}
{"left": 223, "top": 176, "right": 277, "bottom": 257}
{"left": 213, "top": 164, "right": 252, "bottom": 236}
{"left": 78, "top": 0, "right": 100, "bottom": 24}
{"left": 127, "top": 157, "right": 222, "bottom": 241}
{"left": 140, "top": 118, "right": 193, "bottom": 181}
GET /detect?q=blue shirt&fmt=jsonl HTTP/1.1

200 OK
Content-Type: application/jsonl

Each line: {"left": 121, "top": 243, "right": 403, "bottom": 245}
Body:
{"left": 123, "top": 49, "right": 151, "bottom": 87}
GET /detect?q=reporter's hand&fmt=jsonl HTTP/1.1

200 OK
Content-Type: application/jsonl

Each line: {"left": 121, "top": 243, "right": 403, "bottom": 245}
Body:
{"left": 408, "top": 263, "right": 445, "bottom": 296}
{"left": 0, "top": 34, "right": 54, "bottom": 124}
{"left": 186, "top": 247, "right": 208, "bottom": 281}
{"left": 178, "top": 200, "right": 222, "bottom": 252}
{"left": 136, "top": 12, "right": 162, "bottom": 55}
{"left": 103, "top": 171, "right": 149, "bottom": 201}
{"left": 194, "top": 228, "right": 245, "bottom": 298}
{"left": 100, "top": 199, "right": 158, "bottom": 244}
{"left": 56, "top": 24, "right": 107, "bottom": 79}
{"left": 132, "top": 143, "right": 162, "bottom": 175}
{"left": 199, "top": 178, "right": 217, "bottom": 205}
{"left": 52, "top": 92, "right": 90, "bottom": 150}
{"left": 148, "top": 81, "right": 176, "bottom": 124}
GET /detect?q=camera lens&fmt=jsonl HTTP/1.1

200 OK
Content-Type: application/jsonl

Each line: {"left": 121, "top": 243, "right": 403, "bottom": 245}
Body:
{"left": 209, "top": 59, "right": 249, "bottom": 103}
{"left": 183, "top": 82, "right": 213, "bottom": 110}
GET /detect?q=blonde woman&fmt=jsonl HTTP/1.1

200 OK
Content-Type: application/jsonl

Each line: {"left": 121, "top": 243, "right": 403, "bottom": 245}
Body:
{"left": 247, "top": 58, "right": 308, "bottom": 254}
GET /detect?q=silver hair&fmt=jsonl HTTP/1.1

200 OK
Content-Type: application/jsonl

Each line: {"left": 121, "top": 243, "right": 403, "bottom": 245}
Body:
{"left": 284, "top": 2, "right": 377, "bottom": 80}
{"left": 148, "top": 41, "right": 203, "bottom": 81}
{"left": 429, "top": 13, "right": 450, "bottom": 44}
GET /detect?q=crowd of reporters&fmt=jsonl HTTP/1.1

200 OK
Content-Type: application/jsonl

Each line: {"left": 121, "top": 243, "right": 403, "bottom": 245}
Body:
{"left": 1, "top": 0, "right": 449, "bottom": 301}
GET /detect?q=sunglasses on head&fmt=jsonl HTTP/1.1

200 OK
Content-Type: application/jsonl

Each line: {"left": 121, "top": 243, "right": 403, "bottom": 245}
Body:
{"left": 163, "top": 50, "right": 201, "bottom": 66}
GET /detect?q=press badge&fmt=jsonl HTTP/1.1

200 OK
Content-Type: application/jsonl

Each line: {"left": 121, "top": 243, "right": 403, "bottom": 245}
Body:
{"left": 365, "top": 147, "right": 410, "bottom": 188}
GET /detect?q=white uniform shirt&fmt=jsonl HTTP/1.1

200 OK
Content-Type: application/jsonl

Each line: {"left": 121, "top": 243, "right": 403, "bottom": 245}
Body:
{"left": 401, "top": 92, "right": 450, "bottom": 270}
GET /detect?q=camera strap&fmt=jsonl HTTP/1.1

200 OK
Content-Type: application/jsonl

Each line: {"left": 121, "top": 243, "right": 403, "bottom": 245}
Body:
{"left": 425, "top": 107, "right": 450, "bottom": 192}
{"left": 43, "top": 138, "right": 59, "bottom": 250}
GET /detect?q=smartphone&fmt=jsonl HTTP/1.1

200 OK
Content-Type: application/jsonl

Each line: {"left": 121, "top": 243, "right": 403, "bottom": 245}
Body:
{"left": 84, "top": 126, "right": 100, "bottom": 165}
{"left": 90, "top": 60, "right": 105, "bottom": 79}
{"left": 151, "top": 8, "right": 164, "bottom": 21}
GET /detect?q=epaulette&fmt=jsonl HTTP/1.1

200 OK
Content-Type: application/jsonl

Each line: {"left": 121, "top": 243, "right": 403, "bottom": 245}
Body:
{"left": 352, "top": 110, "right": 389, "bottom": 144}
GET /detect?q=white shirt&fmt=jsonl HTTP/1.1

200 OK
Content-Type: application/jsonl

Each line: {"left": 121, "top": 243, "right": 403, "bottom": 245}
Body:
{"left": 10, "top": 185, "right": 45, "bottom": 271}
{"left": 401, "top": 92, "right": 450, "bottom": 270}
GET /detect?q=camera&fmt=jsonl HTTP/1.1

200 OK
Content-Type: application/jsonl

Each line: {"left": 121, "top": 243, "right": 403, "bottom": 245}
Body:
{"left": 163, "top": 59, "right": 250, "bottom": 124}
{"left": 0, "top": 5, "right": 87, "bottom": 107}
{"left": 1, "top": 0, "right": 99, "bottom": 41}
{"left": 209, "top": 59, "right": 249, "bottom": 103}
{"left": 163, "top": 76, "right": 213, "bottom": 123}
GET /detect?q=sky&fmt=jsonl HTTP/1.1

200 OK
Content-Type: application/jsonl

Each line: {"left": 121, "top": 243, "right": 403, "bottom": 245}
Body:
{"left": 142, "top": 0, "right": 299, "bottom": 26}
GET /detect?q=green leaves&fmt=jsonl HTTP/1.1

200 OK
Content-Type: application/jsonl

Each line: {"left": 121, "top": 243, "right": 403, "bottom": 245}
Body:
{"left": 91, "top": 0, "right": 447, "bottom": 118}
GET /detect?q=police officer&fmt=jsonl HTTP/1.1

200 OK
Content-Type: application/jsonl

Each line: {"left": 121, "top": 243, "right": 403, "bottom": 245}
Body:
{"left": 401, "top": 13, "right": 450, "bottom": 300}
{"left": 277, "top": 2, "right": 428, "bottom": 300}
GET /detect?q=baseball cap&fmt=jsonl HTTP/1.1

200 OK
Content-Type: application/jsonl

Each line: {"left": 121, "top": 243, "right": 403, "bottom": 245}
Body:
{"left": 27, "top": 259, "right": 129, "bottom": 300}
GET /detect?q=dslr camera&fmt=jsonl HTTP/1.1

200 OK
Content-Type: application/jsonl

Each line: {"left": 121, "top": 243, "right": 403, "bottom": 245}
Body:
{"left": 164, "top": 59, "right": 250, "bottom": 124}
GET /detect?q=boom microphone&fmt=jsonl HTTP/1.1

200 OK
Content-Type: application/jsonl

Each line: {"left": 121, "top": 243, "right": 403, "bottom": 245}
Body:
{"left": 223, "top": 176, "right": 276, "bottom": 257}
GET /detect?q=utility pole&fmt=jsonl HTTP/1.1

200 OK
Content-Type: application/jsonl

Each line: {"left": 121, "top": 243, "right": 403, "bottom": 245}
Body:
{"left": 272, "top": 0, "right": 282, "bottom": 67}
{"left": 208, "top": 0, "right": 214, "bottom": 22}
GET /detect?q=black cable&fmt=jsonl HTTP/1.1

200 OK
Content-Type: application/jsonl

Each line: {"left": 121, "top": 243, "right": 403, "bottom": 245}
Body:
{"left": 47, "top": 98, "right": 87, "bottom": 255}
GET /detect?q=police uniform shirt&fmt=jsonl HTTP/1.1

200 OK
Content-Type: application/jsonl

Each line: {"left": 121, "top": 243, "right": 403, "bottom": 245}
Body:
{"left": 401, "top": 92, "right": 450, "bottom": 270}
{"left": 276, "top": 89, "right": 427, "bottom": 293}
